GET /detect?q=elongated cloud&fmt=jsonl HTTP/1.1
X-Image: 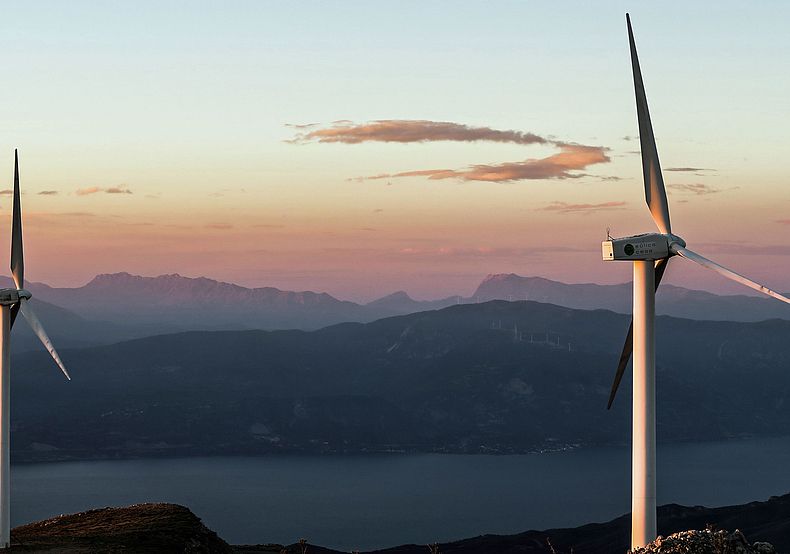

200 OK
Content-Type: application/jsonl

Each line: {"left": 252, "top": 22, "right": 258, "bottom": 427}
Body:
{"left": 291, "top": 119, "right": 549, "bottom": 146}
{"left": 363, "top": 144, "right": 609, "bottom": 182}
{"left": 454, "top": 145, "right": 609, "bottom": 181}
{"left": 364, "top": 168, "right": 459, "bottom": 181}
{"left": 294, "top": 120, "right": 610, "bottom": 182}
{"left": 540, "top": 201, "right": 627, "bottom": 214}
{"left": 664, "top": 167, "right": 714, "bottom": 172}
{"left": 285, "top": 122, "right": 319, "bottom": 130}
{"left": 668, "top": 183, "right": 721, "bottom": 195}
{"left": 106, "top": 186, "right": 133, "bottom": 194}
{"left": 38, "top": 190, "right": 59, "bottom": 196}
{"left": 76, "top": 186, "right": 102, "bottom": 196}
{"left": 76, "top": 186, "right": 133, "bottom": 196}
{"left": 0, "top": 190, "right": 12, "bottom": 196}
{"left": 778, "top": 219, "right": 790, "bottom": 225}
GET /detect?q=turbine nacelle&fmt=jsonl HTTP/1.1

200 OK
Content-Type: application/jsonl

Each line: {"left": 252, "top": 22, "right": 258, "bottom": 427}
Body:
{"left": 0, "top": 288, "right": 31, "bottom": 305}
{"left": 601, "top": 233, "right": 686, "bottom": 261}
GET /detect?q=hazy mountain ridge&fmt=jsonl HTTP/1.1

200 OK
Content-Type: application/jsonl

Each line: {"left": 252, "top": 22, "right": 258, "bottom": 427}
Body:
{"left": 9, "top": 298, "right": 149, "bottom": 353}
{"left": 27, "top": 272, "right": 367, "bottom": 331}
{"left": 16, "top": 271, "right": 790, "bottom": 344}
{"left": 9, "top": 301, "right": 790, "bottom": 462}
{"left": 472, "top": 273, "right": 790, "bottom": 322}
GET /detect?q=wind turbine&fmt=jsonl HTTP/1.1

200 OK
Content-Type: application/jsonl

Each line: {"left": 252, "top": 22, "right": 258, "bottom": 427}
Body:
{"left": 0, "top": 150, "right": 71, "bottom": 547}
{"left": 603, "top": 15, "right": 790, "bottom": 550}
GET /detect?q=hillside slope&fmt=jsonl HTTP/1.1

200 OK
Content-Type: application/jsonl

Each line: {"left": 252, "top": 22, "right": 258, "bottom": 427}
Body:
{"left": 10, "top": 301, "right": 790, "bottom": 462}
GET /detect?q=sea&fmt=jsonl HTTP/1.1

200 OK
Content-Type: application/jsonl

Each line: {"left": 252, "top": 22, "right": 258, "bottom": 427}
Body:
{"left": 11, "top": 436, "right": 790, "bottom": 551}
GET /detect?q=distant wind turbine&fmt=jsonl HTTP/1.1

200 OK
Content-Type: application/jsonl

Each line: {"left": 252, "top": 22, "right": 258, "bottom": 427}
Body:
{"left": 0, "top": 151, "right": 71, "bottom": 547}
{"left": 603, "top": 15, "right": 790, "bottom": 550}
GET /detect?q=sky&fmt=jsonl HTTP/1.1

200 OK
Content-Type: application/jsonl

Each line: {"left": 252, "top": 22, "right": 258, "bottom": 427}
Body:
{"left": 0, "top": 1, "right": 788, "bottom": 302}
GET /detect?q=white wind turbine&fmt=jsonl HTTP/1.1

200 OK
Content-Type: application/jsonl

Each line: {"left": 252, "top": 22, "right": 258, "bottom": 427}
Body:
{"left": 603, "top": 14, "right": 790, "bottom": 550}
{"left": 0, "top": 150, "right": 71, "bottom": 547}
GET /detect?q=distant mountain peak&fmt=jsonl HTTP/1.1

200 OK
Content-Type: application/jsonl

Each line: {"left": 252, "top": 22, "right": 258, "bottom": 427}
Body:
{"left": 382, "top": 290, "right": 413, "bottom": 301}
{"left": 366, "top": 290, "right": 418, "bottom": 308}
{"left": 481, "top": 273, "right": 554, "bottom": 284}
{"left": 87, "top": 272, "right": 138, "bottom": 285}
{"left": 87, "top": 272, "right": 243, "bottom": 291}
{"left": 481, "top": 273, "right": 519, "bottom": 282}
{"left": 158, "top": 273, "right": 185, "bottom": 280}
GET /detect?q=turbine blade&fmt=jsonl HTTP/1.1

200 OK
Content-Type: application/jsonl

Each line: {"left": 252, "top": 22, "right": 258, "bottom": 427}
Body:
{"left": 9, "top": 303, "right": 19, "bottom": 330}
{"left": 607, "top": 257, "right": 668, "bottom": 409}
{"left": 11, "top": 149, "right": 24, "bottom": 290}
{"left": 19, "top": 301, "right": 71, "bottom": 380}
{"left": 607, "top": 321, "right": 633, "bottom": 410}
{"left": 671, "top": 245, "right": 790, "bottom": 305}
{"left": 627, "top": 14, "right": 672, "bottom": 235}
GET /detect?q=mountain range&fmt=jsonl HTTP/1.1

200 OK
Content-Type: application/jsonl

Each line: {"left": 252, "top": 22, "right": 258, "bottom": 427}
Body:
{"left": 9, "top": 271, "right": 789, "bottom": 354}
{"left": 24, "top": 273, "right": 364, "bottom": 332}
{"left": 10, "top": 300, "right": 790, "bottom": 462}
{"left": 471, "top": 273, "right": 790, "bottom": 322}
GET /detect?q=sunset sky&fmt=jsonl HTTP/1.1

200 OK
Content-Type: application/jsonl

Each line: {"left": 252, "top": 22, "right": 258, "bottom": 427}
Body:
{"left": 1, "top": 1, "right": 788, "bottom": 301}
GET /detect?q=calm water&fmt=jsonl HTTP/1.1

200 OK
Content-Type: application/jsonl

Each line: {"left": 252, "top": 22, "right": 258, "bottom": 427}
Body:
{"left": 11, "top": 437, "right": 790, "bottom": 551}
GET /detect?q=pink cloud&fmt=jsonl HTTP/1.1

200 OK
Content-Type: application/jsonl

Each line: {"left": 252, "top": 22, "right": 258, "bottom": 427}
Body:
{"left": 296, "top": 119, "right": 610, "bottom": 183}
{"left": 540, "top": 201, "right": 627, "bottom": 214}
{"left": 76, "top": 186, "right": 133, "bottom": 196}
{"left": 667, "top": 183, "right": 723, "bottom": 195}
{"left": 105, "top": 186, "right": 133, "bottom": 194}
{"left": 363, "top": 144, "right": 609, "bottom": 183}
{"left": 291, "top": 120, "right": 549, "bottom": 146}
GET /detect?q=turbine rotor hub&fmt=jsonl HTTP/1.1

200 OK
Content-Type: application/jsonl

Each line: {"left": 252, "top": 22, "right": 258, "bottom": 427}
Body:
{"left": 0, "top": 288, "right": 30, "bottom": 306}
{"left": 666, "top": 233, "right": 686, "bottom": 249}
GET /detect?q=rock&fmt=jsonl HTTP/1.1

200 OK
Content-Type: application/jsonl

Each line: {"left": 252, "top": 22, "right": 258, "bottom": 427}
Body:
{"left": 630, "top": 528, "right": 776, "bottom": 554}
{"left": 10, "top": 502, "right": 233, "bottom": 553}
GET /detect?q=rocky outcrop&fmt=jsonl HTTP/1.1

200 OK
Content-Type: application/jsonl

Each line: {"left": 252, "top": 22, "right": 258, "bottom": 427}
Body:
{"left": 10, "top": 503, "right": 233, "bottom": 553}
{"left": 631, "top": 529, "right": 776, "bottom": 553}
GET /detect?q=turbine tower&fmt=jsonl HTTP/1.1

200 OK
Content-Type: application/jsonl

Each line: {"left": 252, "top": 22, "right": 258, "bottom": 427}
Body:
{"left": 0, "top": 151, "right": 71, "bottom": 547}
{"left": 603, "top": 15, "right": 790, "bottom": 550}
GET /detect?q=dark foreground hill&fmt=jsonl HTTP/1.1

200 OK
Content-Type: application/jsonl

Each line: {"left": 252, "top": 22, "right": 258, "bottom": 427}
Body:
{"left": 7, "top": 493, "right": 790, "bottom": 553}
{"left": 9, "top": 300, "right": 790, "bottom": 462}
{"left": 367, "top": 493, "right": 790, "bottom": 553}
{"left": 10, "top": 503, "right": 233, "bottom": 553}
